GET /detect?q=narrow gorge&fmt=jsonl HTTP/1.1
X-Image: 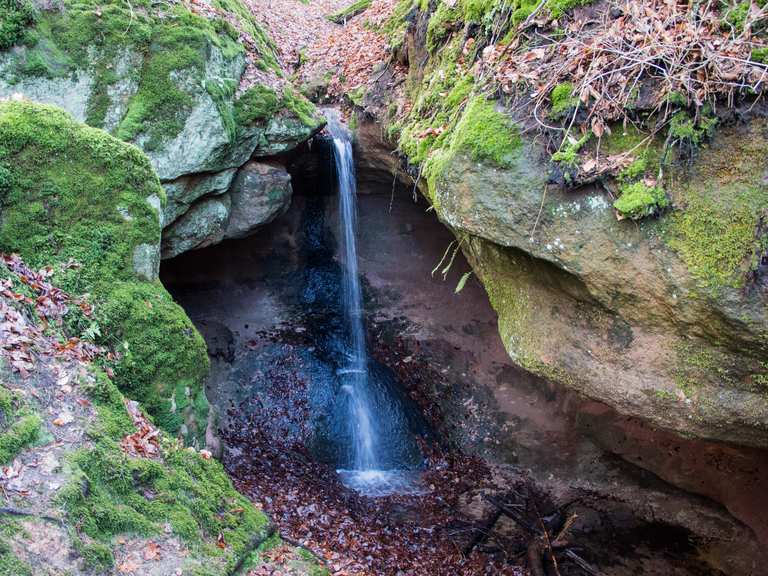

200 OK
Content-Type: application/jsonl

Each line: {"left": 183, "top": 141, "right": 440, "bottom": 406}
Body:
{"left": 0, "top": 0, "right": 767, "bottom": 575}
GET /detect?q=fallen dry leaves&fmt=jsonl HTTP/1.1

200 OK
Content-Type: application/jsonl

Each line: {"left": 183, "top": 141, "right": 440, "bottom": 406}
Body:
{"left": 120, "top": 399, "right": 160, "bottom": 459}
{"left": 226, "top": 332, "right": 525, "bottom": 576}
{"left": 485, "top": 0, "right": 768, "bottom": 136}
{"left": 0, "top": 253, "right": 105, "bottom": 378}
{"left": 143, "top": 541, "right": 162, "bottom": 561}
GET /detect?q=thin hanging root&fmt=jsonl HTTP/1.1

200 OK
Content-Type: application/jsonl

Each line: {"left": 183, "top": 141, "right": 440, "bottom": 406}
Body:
{"left": 432, "top": 240, "right": 457, "bottom": 277}
{"left": 441, "top": 242, "right": 462, "bottom": 280}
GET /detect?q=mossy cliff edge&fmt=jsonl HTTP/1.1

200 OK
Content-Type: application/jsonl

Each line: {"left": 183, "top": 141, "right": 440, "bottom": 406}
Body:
{"left": 0, "top": 100, "right": 333, "bottom": 575}
{"left": 359, "top": 0, "right": 768, "bottom": 448}
{"left": 0, "top": 100, "right": 208, "bottom": 444}
{"left": 0, "top": 0, "right": 325, "bottom": 257}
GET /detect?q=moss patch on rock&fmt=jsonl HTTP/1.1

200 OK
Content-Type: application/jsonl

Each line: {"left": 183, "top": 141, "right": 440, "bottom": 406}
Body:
{"left": 663, "top": 120, "right": 768, "bottom": 293}
{"left": 0, "top": 387, "right": 41, "bottom": 465}
{"left": 0, "top": 101, "right": 161, "bottom": 289}
{"left": 449, "top": 96, "right": 522, "bottom": 166}
{"left": 3, "top": 0, "right": 281, "bottom": 149}
{"left": 57, "top": 368, "right": 271, "bottom": 573}
{"left": 0, "top": 540, "right": 32, "bottom": 576}
{"left": 614, "top": 181, "right": 668, "bottom": 220}
{"left": 97, "top": 282, "right": 209, "bottom": 437}
{"left": 235, "top": 85, "right": 282, "bottom": 125}
{"left": 0, "top": 101, "right": 208, "bottom": 442}
{"left": 0, "top": 0, "right": 37, "bottom": 50}
{"left": 328, "top": 0, "right": 372, "bottom": 23}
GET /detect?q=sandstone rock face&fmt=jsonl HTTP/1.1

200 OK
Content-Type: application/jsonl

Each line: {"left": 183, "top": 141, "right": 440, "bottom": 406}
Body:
{"left": 367, "top": 1, "right": 768, "bottom": 448}
{"left": 163, "top": 169, "right": 239, "bottom": 226}
{"left": 425, "top": 120, "right": 768, "bottom": 447}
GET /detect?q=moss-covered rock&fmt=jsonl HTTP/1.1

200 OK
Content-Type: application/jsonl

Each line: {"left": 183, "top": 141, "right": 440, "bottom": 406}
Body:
{"left": 0, "top": 101, "right": 209, "bottom": 443}
{"left": 60, "top": 371, "right": 266, "bottom": 573}
{"left": 0, "top": 336, "right": 273, "bottom": 575}
{"left": 0, "top": 101, "right": 162, "bottom": 285}
{"left": 0, "top": 0, "right": 36, "bottom": 51}
{"left": 377, "top": 0, "right": 768, "bottom": 447}
{"left": 96, "top": 282, "right": 209, "bottom": 438}
{"left": 0, "top": 0, "right": 324, "bottom": 254}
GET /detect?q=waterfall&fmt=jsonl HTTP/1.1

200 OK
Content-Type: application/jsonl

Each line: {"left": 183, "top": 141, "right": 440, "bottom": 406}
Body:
{"left": 326, "top": 112, "right": 423, "bottom": 496}
{"left": 328, "top": 116, "right": 379, "bottom": 471}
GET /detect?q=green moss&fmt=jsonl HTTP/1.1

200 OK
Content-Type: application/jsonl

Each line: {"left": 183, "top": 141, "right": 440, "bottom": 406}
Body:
{"left": 115, "top": 8, "right": 236, "bottom": 148}
{"left": 419, "top": 95, "right": 521, "bottom": 201}
{"left": 328, "top": 0, "right": 372, "bottom": 22}
{"left": 383, "top": 0, "right": 416, "bottom": 50}
{"left": 234, "top": 85, "right": 281, "bottom": 125}
{"left": 668, "top": 109, "right": 718, "bottom": 147}
{"left": 426, "top": 1, "right": 460, "bottom": 51}
{"left": 347, "top": 85, "right": 367, "bottom": 107}
{"left": 212, "top": 0, "right": 280, "bottom": 72}
{"left": 613, "top": 181, "right": 668, "bottom": 220}
{"left": 618, "top": 156, "right": 647, "bottom": 182}
{"left": 450, "top": 96, "right": 522, "bottom": 166}
{"left": 0, "top": 0, "right": 37, "bottom": 50}
{"left": 0, "top": 387, "right": 13, "bottom": 418}
{"left": 206, "top": 77, "right": 238, "bottom": 141}
{"left": 0, "top": 414, "right": 41, "bottom": 465}
{"left": 0, "top": 381, "right": 44, "bottom": 468}
{"left": 752, "top": 46, "right": 768, "bottom": 63}
{"left": 0, "top": 102, "right": 162, "bottom": 293}
{"left": 76, "top": 540, "right": 115, "bottom": 571}
{"left": 666, "top": 191, "right": 762, "bottom": 290}
{"left": 0, "top": 102, "right": 208, "bottom": 441}
{"left": 461, "top": 0, "right": 497, "bottom": 22}
{"left": 551, "top": 131, "right": 590, "bottom": 169}
{"left": 63, "top": 437, "right": 268, "bottom": 567}
{"left": 281, "top": 85, "right": 321, "bottom": 127}
{"left": 0, "top": 540, "right": 32, "bottom": 576}
{"left": 600, "top": 124, "right": 647, "bottom": 155}
{"left": 444, "top": 74, "right": 474, "bottom": 109}
{"left": 12, "top": 0, "right": 280, "bottom": 143}
{"left": 97, "top": 281, "right": 209, "bottom": 441}
{"left": 672, "top": 341, "right": 733, "bottom": 397}
{"left": 547, "top": 0, "right": 593, "bottom": 17}
{"left": 663, "top": 120, "right": 768, "bottom": 293}
{"left": 35, "top": 0, "right": 233, "bottom": 143}
{"left": 550, "top": 82, "right": 578, "bottom": 117}
{"left": 56, "top": 370, "right": 270, "bottom": 570}
{"left": 721, "top": 0, "right": 751, "bottom": 32}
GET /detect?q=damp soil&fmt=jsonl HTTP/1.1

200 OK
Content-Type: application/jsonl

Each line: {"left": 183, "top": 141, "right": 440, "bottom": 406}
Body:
{"left": 161, "top": 147, "right": 756, "bottom": 575}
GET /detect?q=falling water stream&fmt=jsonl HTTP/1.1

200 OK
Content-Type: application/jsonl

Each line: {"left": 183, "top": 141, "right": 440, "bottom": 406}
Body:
{"left": 327, "top": 113, "right": 422, "bottom": 496}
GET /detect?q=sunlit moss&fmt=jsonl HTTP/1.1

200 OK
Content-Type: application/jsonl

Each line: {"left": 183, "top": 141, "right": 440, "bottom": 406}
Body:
{"left": 613, "top": 182, "right": 668, "bottom": 220}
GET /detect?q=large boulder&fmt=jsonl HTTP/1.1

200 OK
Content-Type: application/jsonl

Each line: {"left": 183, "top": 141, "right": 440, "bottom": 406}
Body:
{"left": 224, "top": 161, "right": 292, "bottom": 239}
{"left": 0, "top": 0, "right": 324, "bottom": 253}
{"left": 161, "top": 161, "right": 293, "bottom": 258}
{"left": 0, "top": 101, "right": 209, "bottom": 444}
{"left": 162, "top": 196, "right": 232, "bottom": 259}
{"left": 423, "top": 108, "right": 768, "bottom": 447}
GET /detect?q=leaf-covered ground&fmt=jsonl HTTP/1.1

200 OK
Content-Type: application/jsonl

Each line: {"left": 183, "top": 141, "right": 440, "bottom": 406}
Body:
{"left": 0, "top": 253, "right": 325, "bottom": 575}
